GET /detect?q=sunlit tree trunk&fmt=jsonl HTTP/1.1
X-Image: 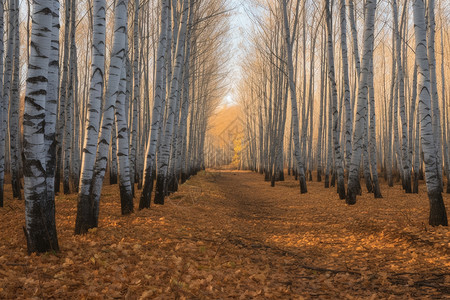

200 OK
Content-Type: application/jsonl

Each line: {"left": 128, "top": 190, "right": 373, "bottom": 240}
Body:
{"left": 155, "top": 0, "right": 189, "bottom": 204}
{"left": 412, "top": 0, "right": 447, "bottom": 226}
{"left": 281, "top": 0, "right": 307, "bottom": 193}
{"left": 139, "top": 0, "right": 169, "bottom": 209}
{"left": 75, "top": 0, "right": 106, "bottom": 234}
{"left": 440, "top": 23, "right": 450, "bottom": 193}
{"left": 393, "top": 0, "right": 411, "bottom": 193}
{"left": 426, "top": 0, "right": 443, "bottom": 188}
{"left": 89, "top": 0, "right": 129, "bottom": 226}
{"left": 347, "top": 0, "right": 376, "bottom": 205}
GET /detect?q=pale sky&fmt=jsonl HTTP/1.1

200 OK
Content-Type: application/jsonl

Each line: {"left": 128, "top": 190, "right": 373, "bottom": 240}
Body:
{"left": 222, "top": 0, "right": 253, "bottom": 106}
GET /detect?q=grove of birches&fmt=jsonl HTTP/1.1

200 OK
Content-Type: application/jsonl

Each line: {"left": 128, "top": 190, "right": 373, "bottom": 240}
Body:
{"left": 0, "top": 0, "right": 449, "bottom": 255}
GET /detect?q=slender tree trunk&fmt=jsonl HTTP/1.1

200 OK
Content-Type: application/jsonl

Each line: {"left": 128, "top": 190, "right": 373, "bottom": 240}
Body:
{"left": 339, "top": 0, "right": 352, "bottom": 175}
{"left": 154, "top": 0, "right": 189, "bottom": 205}
{"left": 0, "top": 2, "right": 5, "bottom": 207}
{"left": 75, "top": 0, "right": 106, "bottom": 234}
{"left": 10, "top": 0, "right": 21, "bottom": 199}
{"left": 45, "top": 0, "right": 60, "bottom": 222}
{"left": 393, "top": 0, "right": 412, "bottom": 193}
{"left": 281, "top": 0, "right": 307, "bottom": 193}
{"left": 412, "top": 0, "right": 447, "bottom": 226}
{"left": 55, "top": 0, "right": 71, "bottom": 194}
{"left": 115, "top": 65, "right": 133, "bottom": 215}
{"left": 347, "top": 0, "right": 377, "bottom": 205}
{"left": 427, "top": 0, "right": 443, "bottom": 189}
{"left": 89, "top": 0, "right": 129, "bottom": 226}
{"left": 139, "top": 0, "right": 169, "bottom": 209}
{"left": 325, "top": 0, "right": 345, "bottom": 199}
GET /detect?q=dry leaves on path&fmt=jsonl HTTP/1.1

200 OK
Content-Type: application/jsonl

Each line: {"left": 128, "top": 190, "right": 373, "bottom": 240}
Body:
{"left": 0, "top": 170, "right": 449, "bottom": 299}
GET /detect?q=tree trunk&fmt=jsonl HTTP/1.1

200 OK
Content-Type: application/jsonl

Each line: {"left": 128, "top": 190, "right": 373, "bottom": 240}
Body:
{"left": 347, "top": 0, "right": 377, "bottom": 205}
{"left": 412, "top": 0, "right": 447, "bottom": 226}
{"left": 75, "top": 0, "right": 106, "bottom": 234}
{"left": 139, "top": 0, "right": 170, "bottom": 209}
{"left": 325, "top": 0, "right": 345, "bottom": 199}
{"left": 0, "top": 1, "right": 4, "bottom": 207}
{"left": 89, "top": 0, "right": 129, "bottom": 227}
{"left": 23, "top": 0, "right": 59, "bottom": 253}
{"left": 281, "top": 0, "right": 307, "bottom": 193}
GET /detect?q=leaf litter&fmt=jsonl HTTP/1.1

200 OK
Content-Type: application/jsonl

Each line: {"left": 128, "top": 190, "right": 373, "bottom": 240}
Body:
{"left": 0, "top": 170, "right": 449, "bottom": 299}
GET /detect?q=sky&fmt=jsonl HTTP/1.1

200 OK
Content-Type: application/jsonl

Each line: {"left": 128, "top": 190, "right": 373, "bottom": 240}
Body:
{"left": 222, "top": 0, "right": 254, "bottom": 106}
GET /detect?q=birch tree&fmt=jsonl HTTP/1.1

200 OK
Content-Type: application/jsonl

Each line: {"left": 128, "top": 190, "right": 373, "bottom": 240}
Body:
{"left": 23, "top": 0, "right": 59, "bottom": 253}
{"left": 325, "top": 0, "right": 345, "bottom": 199}
{"left": 412, "top": 0, "right": 447, "bottom": 226}
{"left": 75, "top": 0, "right": 106, "bottom": 234}
{"left": 75, "top": 0, "right": 129, "bottom": 232}
{"left": 139, "top": 0, "right": 170, "bottom": 209}
{"left": 155, "top": 0, "right": 190, "bottom": 204}
{"left": 281, "top": 0, "right": 307, "bottom": 194}
{"left": 347, "top": 0, "right": 377, "bottom": 205}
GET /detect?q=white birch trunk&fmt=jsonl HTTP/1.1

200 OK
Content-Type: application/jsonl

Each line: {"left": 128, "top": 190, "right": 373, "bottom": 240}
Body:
{"left": 339, "top": 0, "right": 353, "bottom": 173}
{"left": 23, "top": 0, "right": 59, "bottom": 253}
{"left": 325, "top": 0, "right": 345, "bottom": 199}
{"left": 75, "top": 0, "right": 106, "bottom": 234}
{"left": 154, "top": 0, "right": 189, "bottom": 204}
{"left": 139, "top": 0, "right": 170, "bottom": 209}
{"left": 115, "top": 65, "right": 133, "bottom": 214}
{"left": 89, "top": 0, "right": 129, "bottom": 226}
{"left": 281, "top": 0, "right": 307, "bottom": 193}
{"left": 346, "top": 0, "right": 376, "bottom": 204}
{"left": 412, "top": 0, "right": 447, "bottom": 226}
{"left": 426, "top": 0, "right": 443, "bottom": 188}
{"left": 45, "top": 0, "right": 60, "bottom": 212}
{"left": 393, "top": 0, "right": 412, "bottom": 193}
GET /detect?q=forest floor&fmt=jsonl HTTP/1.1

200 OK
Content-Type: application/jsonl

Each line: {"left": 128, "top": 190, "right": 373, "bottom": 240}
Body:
{"left": 0, "top": 170, "right": 450, "bottom": 299}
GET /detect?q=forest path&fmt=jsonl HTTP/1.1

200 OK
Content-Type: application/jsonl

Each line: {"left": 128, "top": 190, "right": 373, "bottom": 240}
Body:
{"left": 1, "top": 170, "right": 450, "bottom": 299}
{"left": 163, "top": 169, "right": 450, "bottom": 298}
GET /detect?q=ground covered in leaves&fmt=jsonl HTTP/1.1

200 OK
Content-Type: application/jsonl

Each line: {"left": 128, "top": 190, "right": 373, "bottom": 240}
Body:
{"left": 1, "top": 170, "right": 450, "bottom": 299}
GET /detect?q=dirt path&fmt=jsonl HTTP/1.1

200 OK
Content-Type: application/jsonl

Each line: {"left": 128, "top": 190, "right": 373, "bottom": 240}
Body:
{"left": 1, "top": 170, "right": 449, "bottom": 299}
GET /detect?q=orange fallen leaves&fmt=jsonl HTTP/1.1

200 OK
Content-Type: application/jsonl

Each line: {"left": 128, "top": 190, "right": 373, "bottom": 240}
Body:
{"left": 0, "top": 171, "right": 449, "bottom": 298}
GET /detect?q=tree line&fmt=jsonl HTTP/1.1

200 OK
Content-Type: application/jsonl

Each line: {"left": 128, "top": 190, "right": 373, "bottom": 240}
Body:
{"left": 0, "top": 0, "right": 229, "bottom": 253}
{"left": 236, "top": 0, "right": 449, "bottom": 226}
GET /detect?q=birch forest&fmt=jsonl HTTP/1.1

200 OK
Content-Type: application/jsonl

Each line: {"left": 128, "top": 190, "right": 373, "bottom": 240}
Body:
{"left": 1, "top": 0, "right": 450, "bottom": 298}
